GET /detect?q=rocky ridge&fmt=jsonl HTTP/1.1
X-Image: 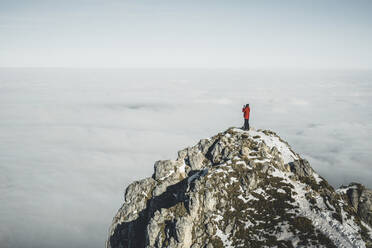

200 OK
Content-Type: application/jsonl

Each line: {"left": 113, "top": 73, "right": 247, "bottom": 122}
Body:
{"left": 107, "top": 127, "right": 372, "bottom": 248}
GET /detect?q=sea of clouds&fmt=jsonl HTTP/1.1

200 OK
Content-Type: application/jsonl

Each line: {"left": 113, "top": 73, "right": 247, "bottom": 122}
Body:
{"left": 0, "top": 68, "right": 371, "bottom": 248}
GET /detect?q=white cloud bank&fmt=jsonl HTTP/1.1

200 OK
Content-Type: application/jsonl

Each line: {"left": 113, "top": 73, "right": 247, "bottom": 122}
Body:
{"left": 0, "top": 68, "right": 371, "bottom": 248}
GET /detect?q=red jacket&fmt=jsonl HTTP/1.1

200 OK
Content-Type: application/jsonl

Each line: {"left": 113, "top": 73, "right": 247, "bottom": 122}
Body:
{"left": 242, "top": 106, "right": 250, "bottom": 119}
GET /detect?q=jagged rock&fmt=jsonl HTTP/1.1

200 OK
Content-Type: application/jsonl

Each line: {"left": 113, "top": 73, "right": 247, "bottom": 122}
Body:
{"left": 123, "top": 178, "right": 156, "bottom": 221}
{"left": 107, "top": 127, "right": 372, "bottom": 248}
{"left": 360, "top": 189, "right": 372, "bottom": 226}
{"left": 175, "top": 216, "right": 193, "bottom": 247}
{"left": 340, "top": 183, "right": 372, "bottom": 228}
{"left": 289, "top": 158, "right": 314, "bottom": 178}
{"left": 153, "top": 160, "right": 180, "bottom": 181}
{"left": 186, "top": 147, "right": 205, "bottom": 170}
{"left": 348, "top": 184, "right": 362, "bottom": 210}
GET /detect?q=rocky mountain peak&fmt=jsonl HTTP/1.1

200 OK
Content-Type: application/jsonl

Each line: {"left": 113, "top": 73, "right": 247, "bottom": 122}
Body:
{"left": 107, "top": 127, "right": 372, "bottom": 248}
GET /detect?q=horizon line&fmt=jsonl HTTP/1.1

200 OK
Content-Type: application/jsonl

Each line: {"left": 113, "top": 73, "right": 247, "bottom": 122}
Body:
{"left": 1, "top": 66, "right": 371, "bottom": 71}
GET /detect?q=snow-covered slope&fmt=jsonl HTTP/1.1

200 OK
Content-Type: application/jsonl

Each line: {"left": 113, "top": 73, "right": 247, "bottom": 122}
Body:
{"left": 107, "top": 127, "right": 372, "bottom": 248}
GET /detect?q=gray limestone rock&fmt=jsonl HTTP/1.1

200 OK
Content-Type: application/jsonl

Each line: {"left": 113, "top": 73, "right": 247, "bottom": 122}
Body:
{"left": 107, "top": 127, "right": 371, "bottom": 248}
{"left": 198, "top": 138, "right": 213, "bottom": 154}
{"left": 347, "top": 186, "right": 361, "bottom": 211}
{"left": 288, "top": 158, "right": 314, "bottom": 178}
{"left": 187, "top": 147, "right": 205, "bottom": 170}
{"left": 344, "top": 183, "right": 372, "bottom": 228}
{"left": 360, "top": 189, "right": 372, "bottom": 227}
{"left": 153, "top": 160, "right": 177, "bottom": 180}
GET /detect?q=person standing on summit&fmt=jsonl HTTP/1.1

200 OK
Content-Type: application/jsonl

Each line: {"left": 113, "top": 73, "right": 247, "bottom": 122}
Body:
{"left": 242, "top": 104, "right": 250, "bottom": 130}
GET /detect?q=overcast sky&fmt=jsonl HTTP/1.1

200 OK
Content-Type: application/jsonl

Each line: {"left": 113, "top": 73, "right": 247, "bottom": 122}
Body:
{"left": 1, "top": 0, "right": 372, "bottom": 69}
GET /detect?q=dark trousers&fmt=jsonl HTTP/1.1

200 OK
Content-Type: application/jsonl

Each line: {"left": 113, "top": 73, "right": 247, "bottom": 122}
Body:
{"left": 244, "top": 119, "right": 250, "bottom": 130}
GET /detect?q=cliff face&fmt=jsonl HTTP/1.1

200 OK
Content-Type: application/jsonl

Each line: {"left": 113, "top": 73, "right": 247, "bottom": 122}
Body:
{"left": 107, "top": 127, "right": 372, "bottom": 248}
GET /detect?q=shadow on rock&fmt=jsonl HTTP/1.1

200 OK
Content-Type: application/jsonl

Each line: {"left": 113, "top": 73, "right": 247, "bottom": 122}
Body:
{"left": 109, "top": 177, "right": 191, "bottom": 248}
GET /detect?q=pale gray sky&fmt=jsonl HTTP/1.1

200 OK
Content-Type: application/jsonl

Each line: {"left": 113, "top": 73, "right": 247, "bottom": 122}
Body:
{"left": 0, "top": 0, "right": 371, "bottom": 68}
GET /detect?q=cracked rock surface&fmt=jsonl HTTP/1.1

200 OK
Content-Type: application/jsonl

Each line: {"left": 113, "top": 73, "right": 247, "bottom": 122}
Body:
{"left": 107, "top": 127, "right": 372, "bottom": 248}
